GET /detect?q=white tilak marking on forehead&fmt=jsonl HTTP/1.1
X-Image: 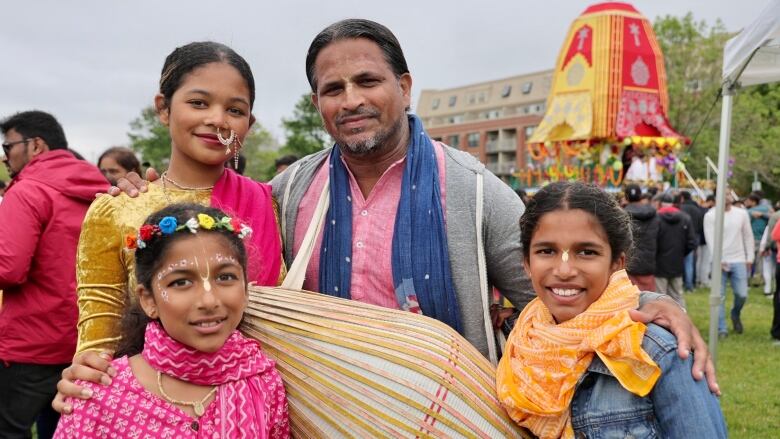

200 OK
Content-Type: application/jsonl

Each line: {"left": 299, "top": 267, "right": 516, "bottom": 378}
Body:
{"left": 194, "top": 236, "right": 211, "bottom": 292}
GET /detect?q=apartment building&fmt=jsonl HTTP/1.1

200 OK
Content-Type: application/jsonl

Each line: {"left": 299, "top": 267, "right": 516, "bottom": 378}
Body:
{"left": 416, "top": 69, "right": 553, "bottom": 181}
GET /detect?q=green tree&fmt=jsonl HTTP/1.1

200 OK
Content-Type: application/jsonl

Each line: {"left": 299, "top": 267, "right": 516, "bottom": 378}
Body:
{"left": 241, "top": 124, "right": 280, "bottom": 182}
{"left": 127, "top": 106, "right": 171, "bottom": 170}
{"left": 281, "top": 93, "right": 330, "bottom": 157}
{"left": 654, "top": 14, "right": 780, "bottom": 198}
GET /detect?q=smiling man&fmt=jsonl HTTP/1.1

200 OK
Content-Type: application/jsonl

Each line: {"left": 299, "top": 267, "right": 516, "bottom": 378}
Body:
{"left": 271, "top": 19, "right": 534, "bottom": 357}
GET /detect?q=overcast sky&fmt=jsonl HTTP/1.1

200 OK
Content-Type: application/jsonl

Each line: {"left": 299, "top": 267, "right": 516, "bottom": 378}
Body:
{"left": 0, "top": 0, "right": 763, "bottom": 161}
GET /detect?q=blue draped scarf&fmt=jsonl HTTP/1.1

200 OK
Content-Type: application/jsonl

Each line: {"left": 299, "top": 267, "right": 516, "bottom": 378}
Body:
{"left": 319, "top": 115, "right": 462, "bottom": 333}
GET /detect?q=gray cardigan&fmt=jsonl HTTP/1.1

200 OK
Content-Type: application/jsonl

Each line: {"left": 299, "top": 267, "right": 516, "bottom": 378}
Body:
{"left": 270, "top": 144, "right": 534, "bottom": 357}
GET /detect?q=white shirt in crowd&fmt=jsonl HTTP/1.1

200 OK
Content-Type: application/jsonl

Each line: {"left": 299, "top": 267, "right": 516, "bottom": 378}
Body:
{"left": 703, "top": 206, "right": 755, "bottom": 264}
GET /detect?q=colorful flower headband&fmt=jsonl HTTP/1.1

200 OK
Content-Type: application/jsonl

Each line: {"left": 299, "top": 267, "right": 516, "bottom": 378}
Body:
{"left": 126, "top": 213, "right": 252, "bottom": 250}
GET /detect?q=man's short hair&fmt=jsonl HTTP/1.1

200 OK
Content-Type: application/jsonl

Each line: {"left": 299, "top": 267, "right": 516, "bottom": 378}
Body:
{"left": 680, "top": 190, "right": 692, "bottom": 201}
{"left": 748, "top": 193, "right": 761, "bottom": 203}
{"left": 274, "top": 154, "right": 299, "bottom": 169}
{"left": 0, "top": 110, "right": 68, "bottom": 150}
{"left": 305, "top": 19, "right": 410, "bottom": 92}
{"left": 624, "top": 184, "right": 642, "bottom": 202}
{"left": 660, "top": 193, "right": 675, "bottom": 204}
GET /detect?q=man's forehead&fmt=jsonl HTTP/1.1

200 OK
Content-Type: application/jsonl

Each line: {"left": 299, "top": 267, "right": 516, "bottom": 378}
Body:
{"left": 3, "top": 128, "right": 21, "bottom": 140}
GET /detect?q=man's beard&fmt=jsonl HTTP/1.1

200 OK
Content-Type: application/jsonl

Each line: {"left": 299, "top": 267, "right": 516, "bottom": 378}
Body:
{"left": 333, "top": 108, "right": 405, "bottom": 156}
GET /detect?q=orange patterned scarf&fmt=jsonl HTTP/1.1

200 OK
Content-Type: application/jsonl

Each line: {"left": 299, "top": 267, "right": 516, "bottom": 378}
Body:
{"left": 496, "top": 270, "right": 660, "bottom": 439}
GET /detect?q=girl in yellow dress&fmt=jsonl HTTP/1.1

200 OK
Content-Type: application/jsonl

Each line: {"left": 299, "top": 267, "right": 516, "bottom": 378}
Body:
{"left": 75, "top": 42, "right": 283, "bottom": 357}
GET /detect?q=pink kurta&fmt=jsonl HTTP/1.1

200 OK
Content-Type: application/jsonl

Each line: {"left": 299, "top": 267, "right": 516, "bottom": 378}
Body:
{"left": 292, "top": 143, "right": 447, "bottom": 307}
{"left": 54, "top": 356, "right": 288, "bottom": 438}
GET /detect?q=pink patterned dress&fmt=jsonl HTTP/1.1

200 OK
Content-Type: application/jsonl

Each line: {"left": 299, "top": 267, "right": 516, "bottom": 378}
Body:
{"left": 53, "top": 356, "right": 289, "bottom": 438}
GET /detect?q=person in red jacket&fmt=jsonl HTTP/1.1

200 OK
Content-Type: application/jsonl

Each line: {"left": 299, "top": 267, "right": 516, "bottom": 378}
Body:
{"left": 0, "top": 111, "right": 109, "bottom": 438}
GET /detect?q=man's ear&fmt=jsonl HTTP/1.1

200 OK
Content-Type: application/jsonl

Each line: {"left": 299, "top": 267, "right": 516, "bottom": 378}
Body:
{"left": 154, "top": 94, "right": 170, "bottom": 127}
{"left": 137, "top": 284, "right": 158, "bottom": 319}
{"left": 399, "top": 73, "right": 412, "bottom": 110}
{"left": 29, "top": 137, "right": 48, "bottom": 157}
{"left": 310, "top": 92, "right": 321, "bottom": 115}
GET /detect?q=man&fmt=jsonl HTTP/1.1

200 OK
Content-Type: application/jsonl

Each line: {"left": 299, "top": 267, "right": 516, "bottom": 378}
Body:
{"left": 623, "top": 184, "right": 660, "bottom": 292}
{"left": 655, "top": 193, "right": 697, "bottom": 307}
{"left": 704, "top": 194, "right": 754, "bottom": 337}
{"left": 0, "top": 111, "right": 108, "bottom": 437}
{"left": 103, "top": 18, "right": 715, "bottom": 386}
{"left": 679, "top": 191, "right": 705, "bottom": 291}
{"left": 745, "top": 192, "right": 772, "bottom": 293}
{"left": 698, "top": 194, "right": 717, "bottom": 286}
{"left": 274, "top": 154, "right": 298, "bottom": 175}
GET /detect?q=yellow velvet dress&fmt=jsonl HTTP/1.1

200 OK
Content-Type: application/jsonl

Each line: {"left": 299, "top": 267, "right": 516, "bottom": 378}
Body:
{"left": 75, "top": 183, "right": 284, "bottom": 354}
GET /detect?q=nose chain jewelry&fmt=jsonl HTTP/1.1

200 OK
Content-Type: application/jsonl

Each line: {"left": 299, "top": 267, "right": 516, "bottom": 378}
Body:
{"left": 217, "top": 129, "right": 236, "bottom": 153}
{"left": 216, "top": 128, "right": 243, "bottom": 169}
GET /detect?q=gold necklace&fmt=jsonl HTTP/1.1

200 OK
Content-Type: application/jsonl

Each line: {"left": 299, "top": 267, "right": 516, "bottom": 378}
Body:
{"left": 156, "top": 370, "right": 217, "bottom": 417}
{"left": 161, "top": 171, "right": 215, "bottom": 191}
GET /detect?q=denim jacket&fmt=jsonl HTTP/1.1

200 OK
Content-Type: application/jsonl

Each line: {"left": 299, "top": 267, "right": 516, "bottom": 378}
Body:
{"left": 570, "top": 324, "right": 727, "bottom": 438}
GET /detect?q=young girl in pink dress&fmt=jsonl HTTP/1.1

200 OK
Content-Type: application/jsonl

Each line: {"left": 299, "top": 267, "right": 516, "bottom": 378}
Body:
{"left": 54, "top": 203, "right": 289, "bottom": 438}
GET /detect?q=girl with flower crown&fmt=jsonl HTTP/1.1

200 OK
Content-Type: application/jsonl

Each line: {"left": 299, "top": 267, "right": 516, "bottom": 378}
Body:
{"left": 55, "top": 203, "right": 288, "bottom": 438}
{"left": 72, "top": 41, "right": 283, "bottom": 360}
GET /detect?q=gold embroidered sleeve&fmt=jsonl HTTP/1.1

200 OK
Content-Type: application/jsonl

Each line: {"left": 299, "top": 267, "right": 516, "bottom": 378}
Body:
{"left": 75, "top": 196, "right": 127, "bottom": 355}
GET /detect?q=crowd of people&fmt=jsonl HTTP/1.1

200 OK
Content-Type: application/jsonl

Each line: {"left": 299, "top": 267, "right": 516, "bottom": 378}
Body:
{"left": 0, "top": 18, "right": 733, "bottom": 439}
{"left": 621, "top": 183, "right": 780, "bottom": 342}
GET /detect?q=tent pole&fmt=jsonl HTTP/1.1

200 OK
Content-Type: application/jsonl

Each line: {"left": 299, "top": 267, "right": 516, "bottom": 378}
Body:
{"left": 709, "top": 86, "right": 735, "bottom": 365}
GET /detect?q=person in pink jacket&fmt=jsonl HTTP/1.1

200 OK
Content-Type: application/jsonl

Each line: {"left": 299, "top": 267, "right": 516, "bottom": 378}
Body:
{"left": 770, "top": 219, "right": 780, "bottom": 344}
{"left": 0, "top": 110, "right": 109, "bottom": 438}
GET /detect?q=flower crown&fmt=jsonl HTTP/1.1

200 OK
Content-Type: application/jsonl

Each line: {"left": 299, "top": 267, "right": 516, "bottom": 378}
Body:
{"left": 126, "top": 213, "right": 252, "bottom": 250}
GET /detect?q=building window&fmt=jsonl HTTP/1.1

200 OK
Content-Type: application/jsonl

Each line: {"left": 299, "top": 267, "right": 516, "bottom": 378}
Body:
{"left": 449, "top": 134, "right": 460, "bottom": 148}
{"left": 467, "top": 132, "right": 480, "bottom": 148}
{"left": 448, "top": 95, "right": 457, "bottom": 107}
{"left": 524, "top": 125, "right": 537, "bottom": 139}
{"left": 522, "top": 82, "right": 533, "bottom": 94}
{"left": 478, "top": 91, "right": 487, "bottom": 103}
{"left": 432, "top": 98, "right": 440, "bottom": 110}
{"left": 447, "top": 114, "right": 463, "bottom": 124}
{"left": 467, "top": 94, "right": 476, "bottom": 105}
{"left": 501, "top": 85, "right": 512, "bottom": 98}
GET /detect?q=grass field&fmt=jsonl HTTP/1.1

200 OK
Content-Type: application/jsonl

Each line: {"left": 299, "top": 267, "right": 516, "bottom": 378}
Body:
{"left": 685, "top": 286, "right": 780, "bottom": 438}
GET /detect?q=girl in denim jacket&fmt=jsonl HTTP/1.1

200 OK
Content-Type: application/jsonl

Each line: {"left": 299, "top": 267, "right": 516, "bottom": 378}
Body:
{"left": 497, "top": 182, "right": 726, "bottom": 439}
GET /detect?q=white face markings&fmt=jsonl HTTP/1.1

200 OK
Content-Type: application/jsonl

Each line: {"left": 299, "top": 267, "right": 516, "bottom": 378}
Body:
{"left": 154, "top": 258, "right": 196, "bottom": 302}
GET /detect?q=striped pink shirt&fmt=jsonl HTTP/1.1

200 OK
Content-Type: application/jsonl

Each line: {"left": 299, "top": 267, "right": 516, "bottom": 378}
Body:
{"left": 293, "top": 142, "right": 446, "bottom": 308}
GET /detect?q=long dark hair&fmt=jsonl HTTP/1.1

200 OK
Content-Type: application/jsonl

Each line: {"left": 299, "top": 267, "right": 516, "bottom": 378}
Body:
{"left": 114, "top": 203, "right": 248, "bottom": 357}
{"left": 519, "top": 182, "right": 633, "bottom": 264}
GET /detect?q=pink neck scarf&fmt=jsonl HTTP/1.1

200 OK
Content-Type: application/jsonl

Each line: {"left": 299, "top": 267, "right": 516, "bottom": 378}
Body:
{"left": 211, "top": 168, "right": 282, "bottom": 286}
{"left": 142, "top": 321, "right": 289, "bottom": 438}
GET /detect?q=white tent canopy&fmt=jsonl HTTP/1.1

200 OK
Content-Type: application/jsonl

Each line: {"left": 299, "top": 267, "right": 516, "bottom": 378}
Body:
{"left": 710, "top": 0, "right": 780, "bottom": 361}
{"left": 723, "top": 0, "right": 780, "bottom": 87}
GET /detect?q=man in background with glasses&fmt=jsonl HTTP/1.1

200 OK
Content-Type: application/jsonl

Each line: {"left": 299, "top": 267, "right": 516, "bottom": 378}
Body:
{"left": 0, "top": 111, "right": 107, "bottom": 438}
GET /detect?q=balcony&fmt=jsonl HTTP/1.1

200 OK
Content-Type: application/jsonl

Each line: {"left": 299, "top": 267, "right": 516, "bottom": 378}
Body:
{"left": 485, "top": 162, "right": 516, "bottom": 175}
{"left": 498, "top": 139, "right": 517, "bottom": 152}
{"left": 486, "top": 140, "right": 499, "bottom": 152}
